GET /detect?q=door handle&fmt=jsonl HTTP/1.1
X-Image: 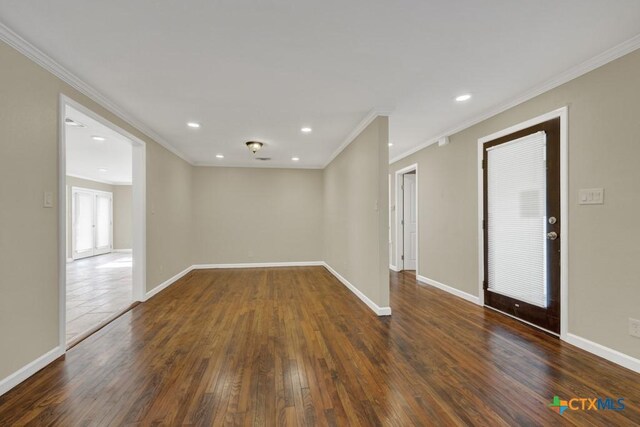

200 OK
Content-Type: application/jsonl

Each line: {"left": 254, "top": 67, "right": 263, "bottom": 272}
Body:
{"left": 547, "top": 231, "right": 558, "bottom": 240}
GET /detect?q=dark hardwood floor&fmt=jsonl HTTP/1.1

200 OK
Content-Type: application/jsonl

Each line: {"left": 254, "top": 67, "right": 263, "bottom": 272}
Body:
{"left": 0, "top": 267, "right": 638, "bottom": 425}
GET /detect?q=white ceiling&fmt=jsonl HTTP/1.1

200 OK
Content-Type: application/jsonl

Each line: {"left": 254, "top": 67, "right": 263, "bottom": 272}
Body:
{"left": 2, "top": 1, "right": 640, "bottom": 168}
{"left": 66, "top": 106, "right": 132, "bottom": 184}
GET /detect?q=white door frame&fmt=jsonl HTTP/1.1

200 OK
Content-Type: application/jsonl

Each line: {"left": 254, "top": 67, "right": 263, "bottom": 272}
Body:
{"left": 394, "top": 163, "right": 419, "bottom": 275}
{"left": 477, "top": 106, "right": 568, "bottom": 338}
{"left": 58, "top": 94, "right": 147, "bottom": 349}
{"left": 71, "top": 187, "right": 113, "bottom": 259}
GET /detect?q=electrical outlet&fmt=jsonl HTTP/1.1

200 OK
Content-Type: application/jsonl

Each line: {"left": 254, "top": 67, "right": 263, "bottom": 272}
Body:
{"left": 629, "top": 318, "right": 640, "bottom": 338}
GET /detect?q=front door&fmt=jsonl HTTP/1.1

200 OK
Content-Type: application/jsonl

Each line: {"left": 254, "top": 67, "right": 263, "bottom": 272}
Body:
{"left": 483, "top": 118, "right": 561, "bottom": 334}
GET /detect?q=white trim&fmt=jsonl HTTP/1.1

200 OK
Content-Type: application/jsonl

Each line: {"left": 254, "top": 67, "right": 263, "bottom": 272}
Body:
{"left": 394, "top": 164, "right": 419, "bottom": 275}
{"left": 58, "top": 96, "right": 67, "bottom": 353}
{"left": 390, "top": 34, "right": 640, "bottom": 164}
{"left": 323, "top": 108, "right": 393, "bottom": 168}
{"left": 416, "top": 275, "right": 480, "bottom": 305}
{"left": 0, "top": 22, "right": 193, "bottom": 165}
{"left": 0, "top": 346, "right": 64, "bottom": 397}
{"left": 145, "top": 266, "right": 194, "bottom": 300}
{"left": 565, "top": 334, "right": 640, "bottom": 374}
{"left": 59, "top": 95, "right": 147, "bottom": 352}
{"left": 193, "top": 261, "right": 325, "bottom": 269}
{"left": 476, "top": 107, "right": 569, "bottom": 336}
{"left": 66, "top": 257, "right": 73, "bottom": 263}
{"left": 389, "top": 264, "right": 400, "bottom": 272}
{"left": 323, "top": 263, "right": 392, "bottom": 316}
{"left": 113, "top": 249, "right": 133, "bottom": 253}
{"left": 66, "top": 172, "right": 131, "bottom": 186}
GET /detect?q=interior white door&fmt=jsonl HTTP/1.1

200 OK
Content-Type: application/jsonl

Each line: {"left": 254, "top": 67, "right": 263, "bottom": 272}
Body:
{"left": 94, "top": 193, "right": 113, "bottom": 256}
{"left": 403, "top": 173, "right": 417, "bottom": 270}
{"left": 72, "top": 189, "right": 96, "bottom": 260}
{"left": 72, "top": 187, "right": 113, "bottom": 260}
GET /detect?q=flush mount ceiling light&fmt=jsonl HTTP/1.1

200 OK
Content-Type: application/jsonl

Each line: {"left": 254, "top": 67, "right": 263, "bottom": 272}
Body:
{"left": 455, "top": 94, "right": 472, "bottom": 102}
{"left": 92, "top": 136, "right": 106, "bottom": 142}
{"left": 388, "top": 142, "right": 393, "bottom": 147}
{"left": 216, "top": 154, "right": 224, "bottom": 159}
{"left": 291, "top": 157, "right": 300, "bottom": 161}
{"left": 65, "top": 118, "right": 86, "bottom": 128}
{"left": 246, "top": 141, "right": 264, "bottom": 154}
{"left": 187, "top": 122, "right": 201, "bottom": 128}
{"left": 98, "top": 168, "right": 108, "bottom": 172}
{"left": 301, "top": 127, "right": 312, "bottom": 133}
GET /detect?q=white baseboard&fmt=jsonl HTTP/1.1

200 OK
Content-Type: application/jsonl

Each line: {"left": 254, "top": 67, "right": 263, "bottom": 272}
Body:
{"left": 323, "top": 262, "right": 391, "bottom": 316}
{"left": 564, "top": 333, "right": 640, "bottom": 374}
{"left": 145, "top": 265, "right": 194, "bottom": 300}
{"left": 113, "top": 249, "right": 132, "bottom": 253}
{"left": 389, "top": 264, "right": 400, "bottom": 272}
{"left": 0, "top": 346, "right": 64, "bottom": 397}
{"left": 192, "top": 261, "right": 324, "bottom": 269}
{"left": 416, "top": 275, "right": 480, "bottom": 305}
{"left": 66, "top": 257, "right": 73, "bottom": 263}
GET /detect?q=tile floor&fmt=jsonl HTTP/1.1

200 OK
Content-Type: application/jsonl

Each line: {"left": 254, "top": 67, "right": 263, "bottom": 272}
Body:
{"left": 66, "top": 252, "right": 132, "bottom": 343}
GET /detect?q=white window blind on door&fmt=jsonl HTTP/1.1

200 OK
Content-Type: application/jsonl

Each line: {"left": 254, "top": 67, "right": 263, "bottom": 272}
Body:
{"left": 487, "top": 131, "right": 547, "bottom": 308}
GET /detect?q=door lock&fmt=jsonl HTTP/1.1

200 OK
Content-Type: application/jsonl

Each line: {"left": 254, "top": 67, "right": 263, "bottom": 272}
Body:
{"left": 547, "top": 231, "right": 558, "bottom": 240}
{"left": 548, "top": 216, "right": 557, "bottom": 225}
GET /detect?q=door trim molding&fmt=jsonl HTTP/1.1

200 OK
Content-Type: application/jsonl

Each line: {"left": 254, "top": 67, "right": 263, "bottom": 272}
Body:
{"left": 394, "top": 164, "right": 419, "bottom": 275}
{"left": 59, "top": 94, "right": 147, "bottom": 351}
{"left": 477, "top": 106, "right": 569, "bottom": 338}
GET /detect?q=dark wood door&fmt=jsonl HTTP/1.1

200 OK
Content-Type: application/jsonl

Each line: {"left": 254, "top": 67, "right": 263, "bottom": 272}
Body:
{"left": 483, "top": 118, "right": 561, "bottom": 334}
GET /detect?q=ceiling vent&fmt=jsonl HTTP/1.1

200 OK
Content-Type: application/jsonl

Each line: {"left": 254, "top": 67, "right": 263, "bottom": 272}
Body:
{"left": 255, "top": 157, "right": 271, "bottom": 161}
{"left": 65, "top": 118, "right": 86, "bottom": 128}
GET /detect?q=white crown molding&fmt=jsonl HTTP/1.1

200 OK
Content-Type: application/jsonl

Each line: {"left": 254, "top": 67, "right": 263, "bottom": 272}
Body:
{"left": 324, "top": 108, "right": 393, "bottom": 168}
{"left": 390, "top": 33, "right": 640, "bottom": 164}
{"left": 0, "top": 21, "right": 194, "bottom": 165}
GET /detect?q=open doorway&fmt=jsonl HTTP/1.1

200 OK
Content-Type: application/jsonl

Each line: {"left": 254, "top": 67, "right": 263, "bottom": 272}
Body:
{"left": 394, "top": 164, "right": 418, "bottom": 273}
{"left": 60, "top": 96, "right": 146, "bottom": 347}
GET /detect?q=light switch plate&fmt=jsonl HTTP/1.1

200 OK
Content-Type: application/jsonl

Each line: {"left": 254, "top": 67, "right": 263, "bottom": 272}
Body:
{"left": 43, "top": 191, "right": 54, "bottom": 208}
{"left": 579, "top": 188, "right": 604, "bottom": 205}
{"left": 630, "top": 318, "right": 640, "bottom": 338}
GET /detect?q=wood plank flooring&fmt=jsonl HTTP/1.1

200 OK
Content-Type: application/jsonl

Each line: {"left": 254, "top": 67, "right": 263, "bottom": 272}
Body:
{"left": 66, "top": 253, "right": 132, "bottom": 343}
{"left": 1, "top": 267, "right": 639, "bottom": 425}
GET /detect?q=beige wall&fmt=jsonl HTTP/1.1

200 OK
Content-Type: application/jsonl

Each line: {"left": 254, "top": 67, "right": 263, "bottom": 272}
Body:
{"left": 0, "top": 40, "right": 193, "bottom": 381}
{"left": 390, "top": 49, "right": 640, "bottom": 359}
{"left": 324, "top": 116, "right": 390, "bottom": 309}
{"left": 191, "top": 167, "right": 323, "bottom": 264}
{"left": 113, "top": 185, "right": 132, "bottom": 250}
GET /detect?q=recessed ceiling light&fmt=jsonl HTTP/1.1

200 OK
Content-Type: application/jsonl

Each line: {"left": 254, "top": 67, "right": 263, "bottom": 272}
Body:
{"left": 92, "top": 136, "right": 106, "bottom": 141}
{"left": 216, "top": 154, "right": 224, "bottom": 159}
{"left": 292, "top": 157, "right": 300, "bottom": 161}
{"left": 455, "top": 94, "right": 472, "bottom": 102}
{"left": 388, "top": 143, "right": 393, "bottom": 147}
{"left": 98, "top": 168, "right": 108, "bottom": 172}
{"left": 187, "top": 122, "right": 201, "bottom": 128}
{"left": 301, "top": 127, "right": 312, "bottom": 133}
